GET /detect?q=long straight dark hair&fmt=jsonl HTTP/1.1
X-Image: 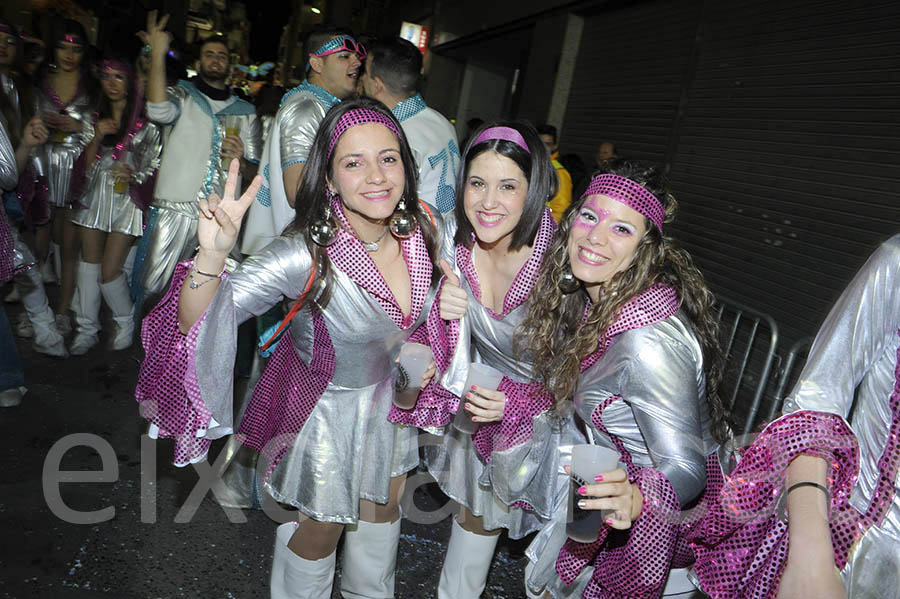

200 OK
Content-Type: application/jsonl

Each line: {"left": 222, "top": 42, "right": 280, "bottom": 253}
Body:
{"left": 452, "top": 120, "right": 557, "bottom": 252}
{"left": 40, "top": 17, "right": 98, "bottom": 104}
{"left": 96, "top": 52, "right": 141, "bottom": 148}
{"left": 286, "top": 97, "right": 440, "bottom": 307}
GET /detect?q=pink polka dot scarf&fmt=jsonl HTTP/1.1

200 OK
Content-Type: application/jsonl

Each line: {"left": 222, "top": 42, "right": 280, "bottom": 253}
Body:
{"left": 327, "top": 195, "right": 432, "bottom": 329}
{"left": 456, "top": 207, "right": 557, "bottom": 319}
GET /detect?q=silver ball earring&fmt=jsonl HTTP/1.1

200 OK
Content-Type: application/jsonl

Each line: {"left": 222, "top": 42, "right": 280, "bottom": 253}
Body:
{"left": 389, "top": 197, "right": 418, "bottom": 239}
{"left": 557, "top": 266, "right": 580, "bottom": 294}
{"left": 309, "top": 193, "right": 338, "bottom": 247}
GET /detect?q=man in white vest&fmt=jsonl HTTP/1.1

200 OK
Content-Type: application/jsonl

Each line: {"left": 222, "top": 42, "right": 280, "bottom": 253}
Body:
{"left": 241, "top": 28, "right": 363, "bottom": 255}
{"left": 136, "top": 11, "right": 261, "bottom": 302}
{"left": 360, "top": 37, "right": 459, "bottom": 212}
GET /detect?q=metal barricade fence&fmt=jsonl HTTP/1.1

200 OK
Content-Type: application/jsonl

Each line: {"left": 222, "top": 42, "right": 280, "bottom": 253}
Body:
{"left": 715, "top": 296, "right": 780, "bottom": 436}
{"left": 765, "top": 337, "right": 813, "bottom": 423}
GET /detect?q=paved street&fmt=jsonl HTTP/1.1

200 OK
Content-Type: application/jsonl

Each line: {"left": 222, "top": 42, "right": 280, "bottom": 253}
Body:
{"left": 1, "top": 297, "right": 529, "bottom": 599}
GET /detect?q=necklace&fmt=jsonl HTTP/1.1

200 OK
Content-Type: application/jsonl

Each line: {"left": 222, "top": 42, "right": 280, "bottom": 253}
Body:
{"left": 358, "top": 227, "right": 389, "bottom": 252}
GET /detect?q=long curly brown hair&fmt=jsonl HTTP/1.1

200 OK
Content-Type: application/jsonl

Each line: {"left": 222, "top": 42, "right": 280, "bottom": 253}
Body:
{"left": 518, "top": 160, "right": 731, "bottom": 444}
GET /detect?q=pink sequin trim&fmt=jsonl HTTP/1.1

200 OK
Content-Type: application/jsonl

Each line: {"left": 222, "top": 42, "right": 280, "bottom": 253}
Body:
{"left": 580, "top": 283, "right": 681, "bottom": 373}
{"left": 582, "top": 174, "right": 665, "bottom": 233}
{"left": 692, "top": 331, "right": 900, "bottom": 597}
{"left": 328, "top": 198, "right": 431, "bottom": 329}
{"left": 457, "top": 208, "right": 557, "bottom": 319}
{"left": 135, "top": 261, "right": 216, "bottom": 466}
{"left": 327, "top": 108, "right": 402, "bottom": 161}
{"left": 237, "top": 313, "right": 335, "bottom": 479}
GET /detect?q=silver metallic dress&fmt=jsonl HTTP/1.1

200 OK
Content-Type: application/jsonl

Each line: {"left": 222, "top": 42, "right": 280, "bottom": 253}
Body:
{"left": 526, "top": 311, "right": 717, "bottom": 597}
{"left": 783, "top": 234, "right": 900, "bottom": 599}
{"left": 425, "top": 212, "right": 582, "bottom": 539}
{"left": 192, "top": 234, "right": 434, "bottom": 523}
{"left": 32, "top": 80, "right": 94, "bottom": 208}
{"left": 71, "top": 123, "right": 161, "bottom": 236}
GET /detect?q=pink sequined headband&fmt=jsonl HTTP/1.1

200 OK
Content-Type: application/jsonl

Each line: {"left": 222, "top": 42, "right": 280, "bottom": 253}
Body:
{"left": 472, "top": 126, "right": 529, "bottom": 153}
{"left": 102, "top": 59, "right": 132, "bottom": 76}
{"left": 327, "top": 108, "right": 402, "bottom": 160}
{"left": 62, "top": 34, "right": 83, "bottom": 45}
{"left": 582, "top": 173, "right": 665, "bottom": 232}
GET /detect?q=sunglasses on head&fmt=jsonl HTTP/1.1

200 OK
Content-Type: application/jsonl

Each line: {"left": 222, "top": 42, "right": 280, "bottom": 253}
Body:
{"left": 310, "top": 36, "right": 366, "bottom": 61}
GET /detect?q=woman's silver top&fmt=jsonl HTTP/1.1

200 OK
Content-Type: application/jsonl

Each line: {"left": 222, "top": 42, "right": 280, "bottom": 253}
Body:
{"left": 574, "top": 311, "right": 715, "bottom": 507}
{"left": 78, "top": 123, "right": 162, "bottom": 209}
{"left": 32, "top": 80, "right": 94, "bottom": 207}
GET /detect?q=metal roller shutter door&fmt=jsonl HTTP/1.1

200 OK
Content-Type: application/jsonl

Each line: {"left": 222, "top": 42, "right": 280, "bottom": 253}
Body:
{"left": 559, "top": 0, "right": 703, "bottom": 166}
{"left": 667, "top": 0, "right": 900, "bottom": 345}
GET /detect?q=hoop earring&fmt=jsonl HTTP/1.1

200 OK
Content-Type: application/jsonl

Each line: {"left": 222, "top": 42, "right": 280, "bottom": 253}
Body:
{"left": 309, "top": 190, "right": 338, "bottom": 247}
{"left": 389, "top": 196, "right": 418, "bottom": 239}
{"left": 557, "top": 265, "right": 580, "bottom": 294}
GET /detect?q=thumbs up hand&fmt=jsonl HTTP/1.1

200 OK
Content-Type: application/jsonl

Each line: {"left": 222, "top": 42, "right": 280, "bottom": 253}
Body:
{"left": 438, "top": 258, "right": 468, "bottom": 321}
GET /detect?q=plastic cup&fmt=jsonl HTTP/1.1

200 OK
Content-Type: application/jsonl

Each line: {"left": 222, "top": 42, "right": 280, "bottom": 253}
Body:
{"left": 393, "top": 343, "right": 434, "bottom": 409}
{"left": 223, "top": 116, "right": 242, "bottom": 170}
{"left": 452, "top": 362, "right": 505, "bottom": 434}
{"left": 566, "top": 444, "right": 621, "bottom": 543}
{"left": 113, "top": 152, "right": 129, "bottom": 194}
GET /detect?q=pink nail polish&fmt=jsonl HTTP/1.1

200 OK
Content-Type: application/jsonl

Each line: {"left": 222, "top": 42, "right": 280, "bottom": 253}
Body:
{"left": 594, "top": 474, "right": 604, "bottom": 482}
{"left": 465, "top": 392, "right": 471, "bottom": 398}
{"left": 465, "top": 403, "right": 471, "bottom": 410}
{"left": 605, "top": 519, "right": 614, "bottom": 526}
{"left": 471, "top": 385, "right": 477, "bottom": 391}
{"left": 577, "top": 486, "right": 586, "bottom": 495}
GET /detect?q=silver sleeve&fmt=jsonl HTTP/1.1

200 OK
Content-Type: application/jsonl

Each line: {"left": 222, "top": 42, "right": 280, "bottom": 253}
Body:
{"left": 131, "top": 123, "right": 162, "bottom": 184}
{"left": 278, "top": 97, "right": 326, "bottom": 168}
{"left": 0, "top": 118, "right": 17, "bottom": 190}
{"left": 784, "top": 235, "right": 900, "bottom": 416}
{"left": 241, "top": 114, "right": 262, "bottom": 163}
{"left": 230, "top": 234, "right": 315, "bottom": 325}
{"left": 593, "top": 325, "right": 708, "bottom": 506}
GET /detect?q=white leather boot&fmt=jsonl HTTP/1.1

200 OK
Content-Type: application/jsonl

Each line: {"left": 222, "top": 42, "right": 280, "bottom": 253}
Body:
{"left": 121, "top": 245, "right": 137, "bottom": 282}
{"left": 18, "top": 266, "right": 66, "bottom": 357}
{"left": 270, "top": 522, "right": 336, "bottom": 599}
{"left": 437, "top": 518, "right": 501, "bottom": 599}
{"left": 100, "top": 273, "right": 135, "bottom": 350}
{"left": 70, "top": 262, "right": 101, "bottom": 355}
{"left": 339, "top": 519, "right": 401, "bottom": 599}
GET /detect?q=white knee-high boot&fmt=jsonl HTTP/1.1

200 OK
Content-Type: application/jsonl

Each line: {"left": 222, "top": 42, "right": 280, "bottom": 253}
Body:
{"left": 339, "top": 519, "right": 401, "bottom": 599}
{"left": 100, "top": 273, "right": 134, "bottom": 350}
{"left": 41, "top": 241, "right": 59, "bottom": 284}
{"left": 121, "top": 245, "right": 137, "bottom": 283}
{"left": 270, "top": 522, "right": 336, "bottom": 599}
{"left": 17, "top": 265, "right": 67, "bottom": 357}
{"left": 437, "top": 519, "right": 501, "bottom": 599}
{"left": 70, "top": 262, "right": 102, "bottom": 355}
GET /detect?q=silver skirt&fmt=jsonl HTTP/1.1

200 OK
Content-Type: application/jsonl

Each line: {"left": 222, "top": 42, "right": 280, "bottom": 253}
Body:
{"left": 266, "top": 375, "right": 419, "bottom": 524}
{"left": 72, "top": 190, "right": 143, "bottom": 237}
{"left": 425, "top": 427, "right": 543, "bottom": 539}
